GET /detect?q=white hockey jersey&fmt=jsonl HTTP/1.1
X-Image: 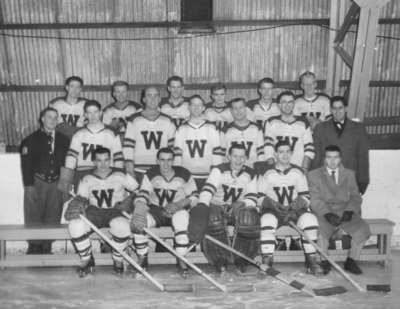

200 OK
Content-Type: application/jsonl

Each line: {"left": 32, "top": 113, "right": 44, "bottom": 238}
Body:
{"left": 264, "top": 116, "right": 315, "bottom": 166}
{"left": 294, "top": 94, "right": 331, "bottom": 121}
{"left": 49, "top": 96, "right": 87, "bottom": 128}
{"left": 123, "top": 112, "right": 176, "bottom": 171}
{"left": 257, "top": 164, "right": 309, "bottom": 207}
{"left": 102, "top": 101, "right": 142, "bottom": 134}
{"left": 220, "top": 122, "right": 265, "bottom": 167}
{"left": 65, "top": 124, "right": 124, "bottom": 170}
{"left": 136, "top": 165, "right": 198, "bottom": 208}
{"left": 174, "top": 120, "right": 224, "bottom": 179}
{"left": 77, "top": 169, "right": 138, "bottom": 208}
{"left": 199, "top": 163, "right": 257, "bottom": 207}
{"left": 203, "top": 105, "right": 233, "bottom": 131}
{"left": 250, "top": 100, "right": 281, "bottom": 128}
{"left": 160, "top": 98, "right": 190, "bottom": 127}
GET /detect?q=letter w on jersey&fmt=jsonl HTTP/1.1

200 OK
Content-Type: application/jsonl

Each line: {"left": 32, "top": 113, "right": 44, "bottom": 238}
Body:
{"left": 276, "top": 136, "right": 298, "bottom": 151}
{"left": 231, "top": 141, "right": 253, "bottom": 157}
{"left": 222, "top": 185, "right": 243, "bottom": 203}
{"left": 82, "top": 143, "right": 103, "bottom": 161}
{"left": 272, "top": 185, "right": 295, "bottom": 205}
{"left": 61, "top": 114, "right": 80, "bottom": 126}
{"left": 186, "top": 139, "right": 207, "bottom": 158}
{"left": 141, "top": 131, "right": 163, "bottom": 149}
{"left": 92, "top": 189, "right": 114, "bottom": 208}
{"left": 154, "top": 188, "right": 177, "bottom": 206}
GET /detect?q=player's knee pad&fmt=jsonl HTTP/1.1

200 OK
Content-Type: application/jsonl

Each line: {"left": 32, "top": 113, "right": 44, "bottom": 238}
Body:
{"left": 109, "top": 216, "right": 131, "bottom": 238}
{"left": 260, "top": 213, "right": 278, "bottom": 255}
{"left": 146, "top": 213, "right": 157, "bottom": 228}
{"left": 235, "top": 207, "right": 260, "bottom": 239}
{"left": 171, "top": 209, "right": 189, "bottom": 232}
{"left": 68, "top": 218, "right": 90, "bottom": 238}
{"left": 297, "top": 212, "right": 319, "bottom": 254}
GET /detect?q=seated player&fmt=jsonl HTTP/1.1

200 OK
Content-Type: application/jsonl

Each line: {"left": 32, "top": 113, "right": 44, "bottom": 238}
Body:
{"left": 198, "top": 144, "right": 259, "bottom": 274}
{"left": 247, "top": 77, "right": 280, "bottom": 128}
{"left": 160, "top": 76, "right": 190, "bottom": 127}
{"left": 258, "top": 140, "right": 323, "bottom": 275}
{"left": 130, "top": 147, "right": 198, "bottom": 277}
{"left": 308, "top": 145, "right": 371, "bottom": 274}
{"left": 64, "top": 147, "right": 139, "bottom": 277}
{"left": 221, "top": 98, "right": 265, "bottom": 167}
{"left": 58, "top": 100, "right": 124, "bottom": 197}
{"left": 102, "top": 80, "right": 142, "bottom": 139}
{"left": 294, "top": 71, "right": 331, "bottom": 130}
{"left": 174, "top": 95, "right": 224, "bottom": 190}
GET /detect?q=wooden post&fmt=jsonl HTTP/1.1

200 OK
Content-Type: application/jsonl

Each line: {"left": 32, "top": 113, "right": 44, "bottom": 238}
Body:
{"left": 347, "top": 0, "right": 390, "bottom": 120}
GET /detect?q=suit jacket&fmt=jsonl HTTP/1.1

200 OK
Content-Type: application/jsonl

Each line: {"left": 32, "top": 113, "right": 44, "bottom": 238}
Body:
{"left": 307, "top": 165, "right": 362, "bottom": 218}
{"left": 311, "top": 118, "right": 369, "bottom": 185}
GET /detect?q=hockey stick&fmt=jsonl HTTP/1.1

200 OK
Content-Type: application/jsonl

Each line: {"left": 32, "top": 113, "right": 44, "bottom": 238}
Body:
{"left": 204, "top": 234, "right": 315, "bottom": 297}
{"left": 79, "top": 214, "right": 193, "bottom": 292}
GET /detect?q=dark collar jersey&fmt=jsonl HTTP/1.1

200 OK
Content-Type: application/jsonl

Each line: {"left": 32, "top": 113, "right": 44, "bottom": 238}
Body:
{"left": 135, "top": 165, "right": 198, "bottom": 208}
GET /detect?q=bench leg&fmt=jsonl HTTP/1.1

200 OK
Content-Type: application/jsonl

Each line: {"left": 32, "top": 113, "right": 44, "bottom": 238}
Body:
{"left": 0, "top": 240, "right": 6, "bottom": 270}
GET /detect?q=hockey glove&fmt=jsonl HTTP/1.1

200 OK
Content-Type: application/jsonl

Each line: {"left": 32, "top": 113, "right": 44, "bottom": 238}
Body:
{"left": 341, "top": 211, "right": 354, "bottom": 223}
{"left": 114, "top": 194, "right": 135, "bottom": 214}
{"left": 64, "top": 196, "right": 88, "bottom": 221}
{"left": 131, "top": 202, "right": 149, "bottom": 233}
{"left": 324, "top": 212, "right": 341, "bottom": 227}
{"left": 188, "top": 202, "right": 209, "bottom": 244}
{"left": 164, "top": 202, "right": 181, "bottom": 216}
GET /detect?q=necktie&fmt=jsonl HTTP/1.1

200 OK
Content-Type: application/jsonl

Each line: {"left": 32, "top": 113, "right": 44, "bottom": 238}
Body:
{"left": 331, "top": 170, "right": 336, "bottom": 184}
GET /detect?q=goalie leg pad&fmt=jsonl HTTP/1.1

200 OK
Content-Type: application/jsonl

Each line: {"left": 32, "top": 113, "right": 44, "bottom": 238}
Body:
{"left": 201, "top": 205, "right": 231, "bottom": 267}
{"left": 109, "top": 216, "right": 131, "bottom": 263}
{"left": 260, "top": 213, "right": 278, "bottom": 255}
{"left": 172, "top": 210, "right": 189, "bottom": 255}
{"left": 233, "top": 207, "right": 260, "bottom": 262}
{"left": 297, "top": 212, "right": 319, "bottom": 254}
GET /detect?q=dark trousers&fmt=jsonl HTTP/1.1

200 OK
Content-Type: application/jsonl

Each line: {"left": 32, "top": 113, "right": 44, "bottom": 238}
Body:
{"left": 24, "top": 177, "right": 63, "bottom": 253}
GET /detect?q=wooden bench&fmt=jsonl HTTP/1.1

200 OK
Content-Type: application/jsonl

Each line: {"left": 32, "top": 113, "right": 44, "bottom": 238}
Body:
{"left": 0, "top": 218, "right": 394, "bottom": 268}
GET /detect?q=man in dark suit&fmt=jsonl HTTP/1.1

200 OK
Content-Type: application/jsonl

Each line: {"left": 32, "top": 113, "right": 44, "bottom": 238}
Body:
{"left": 20, "top": 107, "right": 70, "bottom": 254}
{"left": 308, "top": 145, "right": 371, "bottom": 274}
{"left": 312, "top": 96, "right": 369, "bottom": 195}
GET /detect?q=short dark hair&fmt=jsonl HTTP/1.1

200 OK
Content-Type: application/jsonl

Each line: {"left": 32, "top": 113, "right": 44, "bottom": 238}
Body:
{"left": 167, "top": 75, "right": 184, "bottom": 87}
{"left": 228, "top": 143, "right": 247, "bottom": 156}
{"left": 65, "top": 76, "right": 83, "bottom": 86}
{"left": 274, "top": 140, "right": 292, "bottom": 152}
{"left": 189, "top": 94, "right": 205, "bottom": 105}
{"left": 84, "top": 100, "right": 101, "bottom": 112}
{"left": 324, "top": 145, "right": 341, "bottom": 155}
{"left": 157, "top": 147, "right": 175, "bottom": 159}
{"left": 277, "top": 90, "right": 295, "bottom": 103}
{"left": 211, "top": 82, "right": 227, "bottom": 94}
{"left": 112, "top": 80, "right": 129, "bottom": 91}
{"left": 94, "top": 147, "right": 111, "bottom": 158}
{"left": 39, "top": 107, "right": 58, "bottom": 127}
{"left": 229, "top": 97, "right": 246, "bottom": 108}
{"left": 330, "top": 95, "right": 348, "bottom": 108}
{"left": 257, "top": 77, "right": 274, "bottom": 89}
{"left": 299, "top": 71, "right": 316, "bottom": 83}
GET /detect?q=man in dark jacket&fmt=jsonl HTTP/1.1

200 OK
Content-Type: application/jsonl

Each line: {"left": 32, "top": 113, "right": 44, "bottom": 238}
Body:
{"left": 312, "top": 96, "right": 369, "bottom": 195}
{"left": 20, "top": 107, "right": 70, "bottom": 254}
{"left": 308, "top": 145, "right": 371, "bottom": 274}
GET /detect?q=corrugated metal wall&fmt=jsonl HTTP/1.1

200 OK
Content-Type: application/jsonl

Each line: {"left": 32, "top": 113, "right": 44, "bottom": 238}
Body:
{"left": 0, "top": 0, "right": 399, "bottom": 145}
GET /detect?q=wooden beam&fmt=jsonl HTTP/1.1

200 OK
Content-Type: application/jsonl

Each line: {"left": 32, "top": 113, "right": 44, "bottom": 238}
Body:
{"left": 334, "top": 45, "right": 353, "bottom": 68}
{"left": 347, "top": 0, "right": 391, "bottom": 120}
{"left": 334, "top": 2, "right": 360, "bottom": 44}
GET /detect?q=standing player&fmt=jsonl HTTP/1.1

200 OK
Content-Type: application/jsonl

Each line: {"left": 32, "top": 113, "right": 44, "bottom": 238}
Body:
{"left": 49, "top": 76, "right": 87, "bottom": 139}
{"left": 102, "top": 80, "right": 142, "bottom": 138}
{"left": 221, "top": 98, "right": 265, "bottom": 167}
{"left": 247, "top": 78, "right": 281, "bottom": 128}
{"left": 294, "top": 71, "right": 331, "bottom": 130}
{"left": 174, "top": 95, "right": 224, "bottom": 190}
{"left": 258, "top": 141, "right": 322, "bottom": 275}
{"left": 264, "top": 91, "right": 315, "bottom": 172}
{"left": 58, "top": 100, "right": 124, "bottom": 196}
{"left": 198, "top": 144, "right": 259, "bottom": 274}
{"left": 130, "top": 148, "right": 198, "bottom": 277}
{"left": 204, "top": 83, "right": 233, "bottom": 131}
{"left": 123, "top": 87, "right": 176, "bottom": 178}
{"left": 160, "top": 76, "right": 190, "bottom": 127}
{"left": 64, "top": 147, "right": 138, "bottom": 277}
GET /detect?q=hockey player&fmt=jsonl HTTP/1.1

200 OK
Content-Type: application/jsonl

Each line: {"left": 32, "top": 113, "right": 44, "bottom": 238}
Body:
{"left": 130, "top": 147, "right": 198, "bottom": 277}
{"left": 247, "top": 78, "right": 281, "bottom": 128}
{"left": 58, "top": 100, "right": 124, "bottom": 196}
{"left": 221, "top": 98, "right": 265, "bottom": 167}
{"left": 258, "top": 140, "right": 323, "bottom": 275}
{"left": 49, "top": 76, "right": 87, "bottom": 139}
{"left": 64, "top": 147, "right": 138, "bottom": 277}
{"left": 264, "top": 91, "right": 315, "bottom": 172}
{"left": 102, "top": 80, "right": 142, "bottom": 138}
{"left": 198, "top": 144, "right": 259, "bottom": 274}
{"left": 174, "top": 95, "right": 224, "bottom": 190}
{"left": 160, "top": 76, "right": 190, "bottom": 127}
{"left": 294, "top": 71, "right": 331, "bottom": 130}
{"left": 123, "top": 87, "right": 176, "bottom": 178}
